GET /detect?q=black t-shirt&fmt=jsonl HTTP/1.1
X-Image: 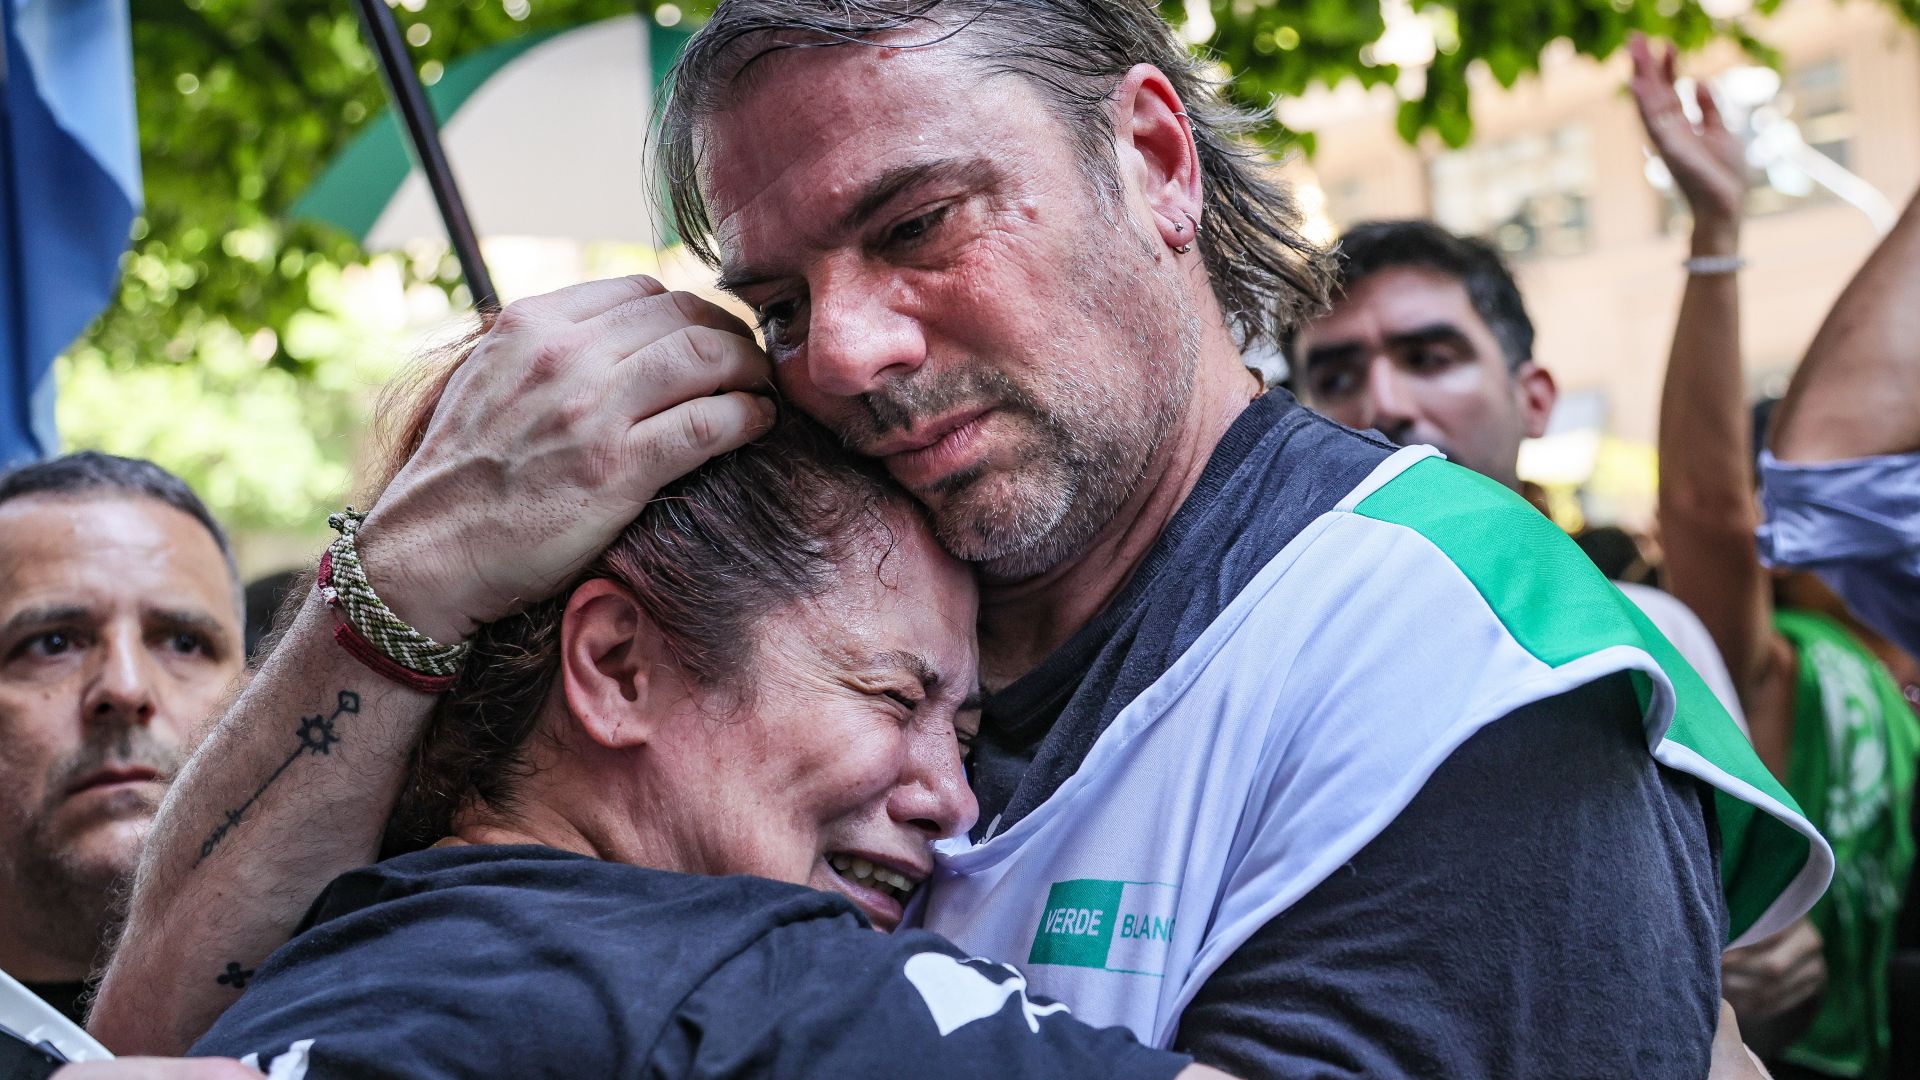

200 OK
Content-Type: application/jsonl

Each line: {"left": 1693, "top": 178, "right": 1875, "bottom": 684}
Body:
{"left": 20, "top": 983, "right": 85, "bottom": 1028}
{"left": 190, "top": 846, "right": 1188, "bottom": 1080}
{"left": 971, "top": 390, "right": 1726, "bottom": 1077}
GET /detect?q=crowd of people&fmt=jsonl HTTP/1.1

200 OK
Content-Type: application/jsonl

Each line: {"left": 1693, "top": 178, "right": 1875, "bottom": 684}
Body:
{"left": 2, "top": 0, "right": 1917, "bottom": 1077}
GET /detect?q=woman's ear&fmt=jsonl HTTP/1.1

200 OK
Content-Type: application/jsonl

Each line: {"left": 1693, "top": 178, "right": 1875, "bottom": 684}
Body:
{"left": 558, "top": 579, "right": 685, "bottom": 750}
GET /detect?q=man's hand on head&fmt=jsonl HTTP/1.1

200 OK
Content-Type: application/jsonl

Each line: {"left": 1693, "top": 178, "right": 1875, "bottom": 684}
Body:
{"left": 358, "top": 276, "right": 777, "bottom": 643}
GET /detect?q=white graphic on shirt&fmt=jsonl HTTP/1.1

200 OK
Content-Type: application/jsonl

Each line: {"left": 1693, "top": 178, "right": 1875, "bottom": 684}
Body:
{"left": 903, "top": 952, "right": 1070, "bottom": 1035}
{"left": 237, "top": 1037, "right": 313, "bottom": 1079}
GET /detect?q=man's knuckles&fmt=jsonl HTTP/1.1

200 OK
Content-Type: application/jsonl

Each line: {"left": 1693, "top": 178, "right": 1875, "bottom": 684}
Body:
{"left": 634, "top": 393, "right": 768, "bottom": 467}
{"left": 675, "top": 396, "right": 734, "bottom": 451}
{"left": 596, "top": 287, "right": 727, "bottom": 342}
{"left": 525, "top": 327, "right": 603, "bottom": 381}
{"left": 606, "top": 328, "right": 764, "bottom": 419}
{"left": 668, "top": 288, "right": 755, "bottom": 338}
{"left": 489, "top": 296, "right": 550, "bottom": 337}
{"left": 510, "top": 274, "right": 668, "bottom": 326}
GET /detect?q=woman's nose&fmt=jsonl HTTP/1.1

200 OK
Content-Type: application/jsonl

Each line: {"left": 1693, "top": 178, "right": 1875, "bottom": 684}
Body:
{"left": 890, "top": 731, "right": 979, "bottom": 841}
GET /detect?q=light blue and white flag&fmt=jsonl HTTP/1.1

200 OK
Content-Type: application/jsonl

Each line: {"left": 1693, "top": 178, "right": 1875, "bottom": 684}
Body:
{"left": 0, "top": 0, "right": 142, "bottom": 465}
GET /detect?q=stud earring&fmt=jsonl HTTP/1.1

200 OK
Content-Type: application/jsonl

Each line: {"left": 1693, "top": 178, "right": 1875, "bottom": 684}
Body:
{"left": 1173, "top": 211, "right": 1197, "bottom": 254}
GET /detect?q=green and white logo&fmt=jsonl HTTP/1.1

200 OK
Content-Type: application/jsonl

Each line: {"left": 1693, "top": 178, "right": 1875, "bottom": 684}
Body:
{"left": 1028, "top": 878, "right": 1178, "bottom": 977}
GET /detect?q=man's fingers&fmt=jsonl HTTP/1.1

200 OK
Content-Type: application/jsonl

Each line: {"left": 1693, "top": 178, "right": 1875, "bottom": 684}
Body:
{"left": 582, "top": 288, "right": 759, "bottom": 364}
{"left": 618, "top": 325, "right": 773, "bottom": 419}
{"left": 499, "top": 274, "right": 670, "bottom": 328}
{"left": 1696, "top": 81, "right": 1729, "bottom": 134}
{"left": 626, "top": 391, "right": 778, "bottom": 481}
{"left": 1773, "top": 964, "right": 1826, "bottom": 1012}
{"left": 1722, "top": 920, "right": 1829, "bottom": 1018}
{"left": 1626, "top": 58, "right": 1687, "bottom": 146}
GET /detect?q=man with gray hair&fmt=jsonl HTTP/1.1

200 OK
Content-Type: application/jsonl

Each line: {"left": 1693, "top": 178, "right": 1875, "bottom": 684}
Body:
{"left": 0, "top": 453, "right": 244, "bottom": 1025}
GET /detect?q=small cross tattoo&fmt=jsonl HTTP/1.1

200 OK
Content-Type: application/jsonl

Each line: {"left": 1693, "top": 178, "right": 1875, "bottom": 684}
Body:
{"left": 216, "top": 961, "right": 255, "bottom": 989}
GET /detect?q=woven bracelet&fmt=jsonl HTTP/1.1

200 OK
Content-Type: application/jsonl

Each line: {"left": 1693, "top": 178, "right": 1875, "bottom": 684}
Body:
{"left": 318, "top": 509, "right": 470, "bottom": 693}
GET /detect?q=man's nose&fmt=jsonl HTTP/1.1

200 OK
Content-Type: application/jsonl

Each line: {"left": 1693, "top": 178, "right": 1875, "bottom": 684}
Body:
{"left": 891, "top": 732, "right": 980, "bottom": 841}
{"left": 84, "top": 629, "right": 158, "bottom": 732}
{"left": 804, "top": 277, "right": 928, "bottom": 399}
{"left": 1360, "top": 356, "right": 1419, "bottom": 443}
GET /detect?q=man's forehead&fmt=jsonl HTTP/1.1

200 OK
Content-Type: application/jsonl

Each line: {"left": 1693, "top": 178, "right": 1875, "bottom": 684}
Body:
{"left": 1305, "top": 267, "right": 1485, "bottom": 348}
{"left": 0, "top": 496, "right": 232, "bottom": 611}
{"left": 703, "top": 39, "right": 1018, "bottom": 254}
{"left": 1343, "top": 267, "right": 1480, "bottom": 327}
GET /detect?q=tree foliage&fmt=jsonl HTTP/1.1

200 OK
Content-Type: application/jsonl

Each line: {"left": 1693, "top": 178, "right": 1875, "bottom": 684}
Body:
{"left": 102, "top": 0, "right": 642, "bottom": 369}
{"left": 66, "top": 0, "right": 1910, "bottom": 536}
{"left": 1195, "top": 0, "right": 1781, "bottom": 151}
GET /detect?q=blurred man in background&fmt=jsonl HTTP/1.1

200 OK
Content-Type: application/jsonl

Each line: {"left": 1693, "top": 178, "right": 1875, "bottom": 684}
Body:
{"left": 0, "top": 453, "right": 244, "bottom": 1024}
{"left": 1287, "top": 221, "right": 1750, "bottom": 730}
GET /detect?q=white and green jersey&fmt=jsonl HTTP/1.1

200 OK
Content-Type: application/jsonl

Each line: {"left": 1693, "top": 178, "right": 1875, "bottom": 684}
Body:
{"left": 920, "top": 445, "right": 1832, "bottom": 1048}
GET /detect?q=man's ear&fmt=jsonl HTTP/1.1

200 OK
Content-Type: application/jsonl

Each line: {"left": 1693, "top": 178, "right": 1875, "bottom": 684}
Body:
{"left": 1110, "top": 63, "right": 1202, "bottom": 255}
{"left": 558, "top": 579, "right": 684, "bottom": 751}
{"left": 1514, "top": 361, "right": 1558, "bottom": 439}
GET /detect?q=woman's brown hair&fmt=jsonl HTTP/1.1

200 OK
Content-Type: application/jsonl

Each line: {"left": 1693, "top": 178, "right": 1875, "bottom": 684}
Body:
{"left": 372, "top": 322, "right": 905, "bottom": 855}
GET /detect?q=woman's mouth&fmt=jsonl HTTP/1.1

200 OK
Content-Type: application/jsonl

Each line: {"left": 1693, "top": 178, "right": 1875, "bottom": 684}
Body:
{"left": 824, "top": 852, "right": 925, "bottom": 930}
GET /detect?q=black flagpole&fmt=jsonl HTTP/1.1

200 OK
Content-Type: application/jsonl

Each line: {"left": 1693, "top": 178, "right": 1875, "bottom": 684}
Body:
{"left": 350, "top": 0, "right": 499, "bottom": 311}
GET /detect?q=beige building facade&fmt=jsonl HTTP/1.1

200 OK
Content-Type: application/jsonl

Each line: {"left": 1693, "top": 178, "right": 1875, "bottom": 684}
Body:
{"left": 1279, "top": 0, "right": 1920, "bottom": 523}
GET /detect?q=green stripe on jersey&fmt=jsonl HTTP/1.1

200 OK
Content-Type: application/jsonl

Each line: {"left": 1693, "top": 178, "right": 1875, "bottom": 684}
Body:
{"left": 1354, "top": 455, "right": 1818, "bottom": 943}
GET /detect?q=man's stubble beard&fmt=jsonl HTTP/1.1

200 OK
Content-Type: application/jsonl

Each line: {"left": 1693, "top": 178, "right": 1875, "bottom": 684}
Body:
{"left": 0, "top": 726, "right": 183, "bottom": 974}
{"left": 860, "top": 217, "right": 1201, "bottom": 582}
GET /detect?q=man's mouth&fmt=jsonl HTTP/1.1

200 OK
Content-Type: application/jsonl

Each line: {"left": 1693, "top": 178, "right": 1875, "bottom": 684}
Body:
{"left": 65, "top": 764, "right": 161, "bottom": 797}
{"left": 868, "top": 408, "right": 995, "bottom": 490}
{"left": 824, "top": 851, "right": 927, "bottom": 931}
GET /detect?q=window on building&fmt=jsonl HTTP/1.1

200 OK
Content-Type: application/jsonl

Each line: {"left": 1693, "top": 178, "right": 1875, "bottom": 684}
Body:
{"left": 1657, "top": 58, "right": 1855, "bottom": 231}
{"left": 1789, "top": 60, "right": 1853, "bottom": 164}
{"left": 1427, "top": 125, "right": 1594, "bottom": 259}
{"left": 1752, "top": 58, "right": 1854, "bottom": 214}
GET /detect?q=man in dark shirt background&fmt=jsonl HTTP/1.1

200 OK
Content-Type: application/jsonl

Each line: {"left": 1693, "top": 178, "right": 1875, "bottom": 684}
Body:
{"left": 0, "top": 454, "right": 242, "bottom": 1024}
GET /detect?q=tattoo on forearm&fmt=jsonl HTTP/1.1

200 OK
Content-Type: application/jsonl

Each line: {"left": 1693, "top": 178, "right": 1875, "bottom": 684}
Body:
{"left": 195, "top": 690, "right": 360, "bottom": 865}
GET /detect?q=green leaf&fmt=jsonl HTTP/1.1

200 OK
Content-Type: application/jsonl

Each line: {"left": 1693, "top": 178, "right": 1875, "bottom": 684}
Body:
{"left": 1396, "top": 98, "right": 1425, "bottom": 144}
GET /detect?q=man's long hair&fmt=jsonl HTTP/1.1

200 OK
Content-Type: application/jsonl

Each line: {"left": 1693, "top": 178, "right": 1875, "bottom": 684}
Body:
{"left": 654, "top": 0, "right": 1328, "bottom": 349}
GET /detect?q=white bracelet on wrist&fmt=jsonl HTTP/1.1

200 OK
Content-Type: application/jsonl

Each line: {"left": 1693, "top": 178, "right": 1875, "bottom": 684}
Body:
{"left": 1684, "top": 254, "right": 1747, "bottom": 275}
